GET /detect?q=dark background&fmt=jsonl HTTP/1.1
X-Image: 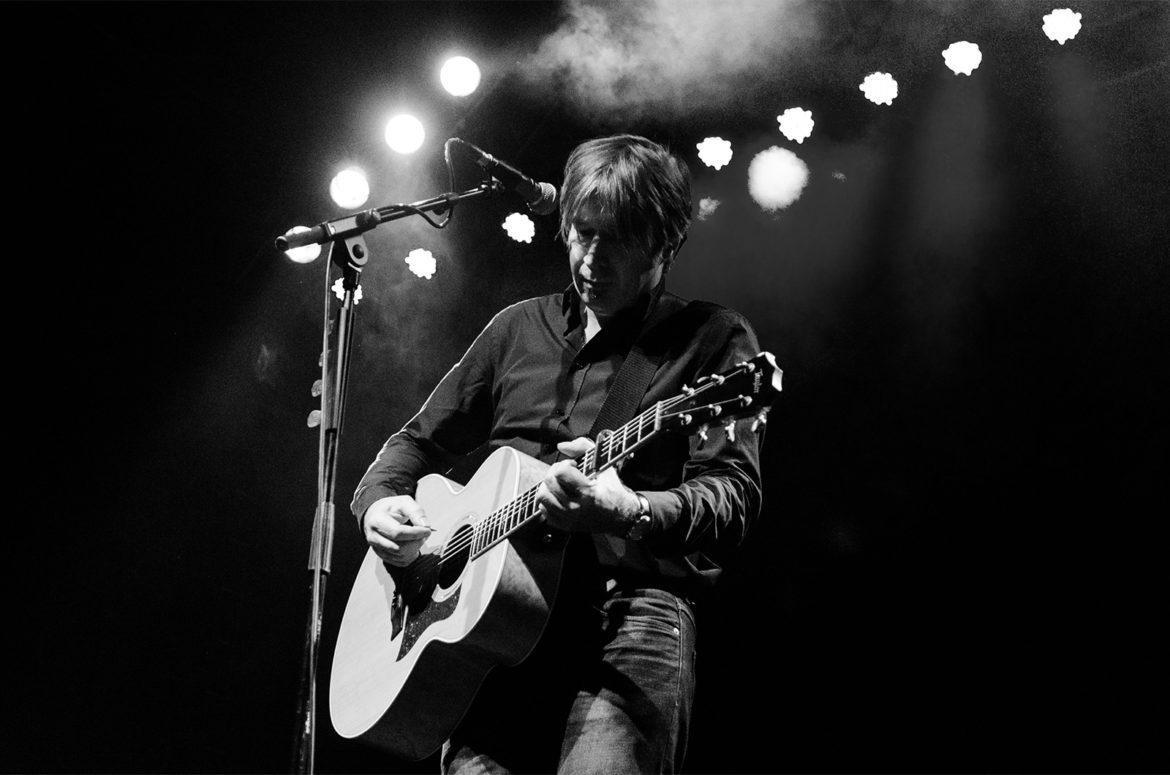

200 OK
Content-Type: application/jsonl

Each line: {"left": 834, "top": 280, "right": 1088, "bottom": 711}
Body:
{"left": 10, "top": 2, "right": 1168, "bottom": 773}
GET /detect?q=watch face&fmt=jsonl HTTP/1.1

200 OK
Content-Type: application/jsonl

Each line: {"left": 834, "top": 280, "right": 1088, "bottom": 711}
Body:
{"left": 626, "top": 514, "right": 651, "bottom": 540}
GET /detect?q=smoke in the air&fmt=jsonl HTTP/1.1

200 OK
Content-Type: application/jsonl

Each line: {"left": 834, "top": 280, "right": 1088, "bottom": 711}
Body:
{"left": 517, "top": 0, "right": 823, "bottom": 124}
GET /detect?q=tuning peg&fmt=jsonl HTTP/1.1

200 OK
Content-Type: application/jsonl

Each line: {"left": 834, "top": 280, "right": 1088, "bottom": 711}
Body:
{"left": 724, "top": 419, "right": 737, "bottom": 442}
{"left": 751, "top": 409, "right": 770, "bottom": 433}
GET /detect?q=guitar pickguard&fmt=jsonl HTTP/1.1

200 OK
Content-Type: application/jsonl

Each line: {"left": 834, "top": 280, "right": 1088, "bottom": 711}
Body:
{"left": 388, "top": 542, "right": 471, "bottom": 661}
{"left": 398, "top": 588, "right": 461, "bottom": 660}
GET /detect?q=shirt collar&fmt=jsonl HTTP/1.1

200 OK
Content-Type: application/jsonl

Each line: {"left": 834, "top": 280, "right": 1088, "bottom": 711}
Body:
{"left": 559, "top": 280, "right": 668, "bottom": 340}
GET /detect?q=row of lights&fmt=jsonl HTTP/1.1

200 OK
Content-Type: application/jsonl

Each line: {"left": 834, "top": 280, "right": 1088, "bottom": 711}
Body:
{"left": 696, "top": 8, "right": 1083, "bottom": 214}
{"left": 285, "top": 8, "right": 1085, "bottom": 264}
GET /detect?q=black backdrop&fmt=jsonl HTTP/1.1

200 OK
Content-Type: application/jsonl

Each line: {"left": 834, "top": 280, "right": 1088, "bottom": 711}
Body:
{"left": 10, "top": 2, "right": 1167, "bottom": 773}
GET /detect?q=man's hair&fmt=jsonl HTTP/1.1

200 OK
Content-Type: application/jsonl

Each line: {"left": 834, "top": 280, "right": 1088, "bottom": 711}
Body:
{"left": 558, "top": 134, "right": 692, "bottom": 263}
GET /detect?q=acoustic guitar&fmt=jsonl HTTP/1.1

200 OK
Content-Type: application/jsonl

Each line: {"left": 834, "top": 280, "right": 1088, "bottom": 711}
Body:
{"left": 329, "top": 352, "right": 783, "bottom": 760}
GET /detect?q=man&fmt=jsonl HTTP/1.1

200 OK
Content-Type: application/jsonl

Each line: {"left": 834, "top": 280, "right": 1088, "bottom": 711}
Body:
{"left": 351, "top": 134, "right": 765, "bottom": 773}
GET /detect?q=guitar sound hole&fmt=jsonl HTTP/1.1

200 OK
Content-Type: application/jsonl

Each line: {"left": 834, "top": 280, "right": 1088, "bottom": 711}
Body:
{"left": 439, "top": 524, "right": 473, "bottom": 589}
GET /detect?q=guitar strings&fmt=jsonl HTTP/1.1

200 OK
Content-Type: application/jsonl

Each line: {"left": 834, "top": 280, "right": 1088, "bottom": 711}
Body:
{"left": 428, "top": 401, "right": 663, "bottom": 564}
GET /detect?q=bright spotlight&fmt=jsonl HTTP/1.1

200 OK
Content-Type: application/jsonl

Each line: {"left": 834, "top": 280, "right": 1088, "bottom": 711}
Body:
{"left": 502, "top": 213, "right": 535, "bottom": 243}
{"left": 777, "top": 108, "right": 815, "bottom": 144}
{"left": 405, "top": 248, "right": 437, "bottom": 279}
{"left": 441, "top": 56, "right": 481, "bottom": 97}
{"left": 329, "top": 168, "right": 370, "bottom": 209}
{"left": 332, "top": 277, "right": 362, "bottom": 304}
{"left": 748, "top": 147, "right": 809, "bottom": 213}
{"left": 696, "top": 137, "right": 733, "bottom": 170}
{"left": 1042, "top": 8, "right": 1082, "bottom": 45}
{"left": 385, "top": 114, "right": 426, "bottom": 154}
{"left": 282, "top": 226, "right": 322, "bottom": 264}
{"left": 942, "top": 41, "right": 982, "bottom": 75}
{"left": 860, "top": 72, "right": 898, "bottom": 106}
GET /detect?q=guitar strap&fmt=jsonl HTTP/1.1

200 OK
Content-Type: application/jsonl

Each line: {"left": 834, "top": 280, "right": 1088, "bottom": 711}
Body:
{"left": 565, "top": 292, "right": 678, "bottom": 597}
{"left": 567, "top": 291, "right": 720, "bottom": 600}
{"left": 587, "top": 291, "right": 685, "bottom": 438}
{"left": 587, "top": 343, "right": 657, "bottom": 439}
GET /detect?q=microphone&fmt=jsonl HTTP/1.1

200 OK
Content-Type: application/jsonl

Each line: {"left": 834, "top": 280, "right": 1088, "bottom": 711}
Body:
{"left": 454, "top": 138, "right": 558, "bottom": 215}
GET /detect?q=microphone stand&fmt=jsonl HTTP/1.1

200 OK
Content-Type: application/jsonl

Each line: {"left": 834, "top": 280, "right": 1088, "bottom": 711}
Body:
{"left": 285, "top": 180, "right": 502, "bottom": 775}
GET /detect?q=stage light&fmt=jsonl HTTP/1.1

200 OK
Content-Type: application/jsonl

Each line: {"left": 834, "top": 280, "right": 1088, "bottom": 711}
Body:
{"left": 696, "top": 137, "right": 733, "bottom": 170}
{"left": 860, "top": 72, "right": 898, "bottom": 105}
{"left": 385, "top": 114, "right": 426, "bottom": 154}
{"left": 697, "top": 197, "right": 720, "bottom": 221}
{"left": 441, "top": 56, "right": 481, "bottom": 97}
{"left": 1043, "top": 8, "right": 1082, "bottom": 45}
{"left": 405, "top": 248, "right": 436, "bottom": 279}
{"left": 747, "top": 147, "right": 809, "bottom": 212}
{"left": 332, "top": 277, "right": 362, "bottom": 303}
{"left": 942, "top": 41, "right": 982, "bottom": 75}
{"left": 777, "top": 108, "right": 815, "bottom": 143}
{"left": 329, "top": 168, "right": 370, "bottom": 209}
{"left": 502, "top": 213, "right": 535, "bottom": 243}
{"left": 282, "top": 226, "right": 322, "bottom": 264}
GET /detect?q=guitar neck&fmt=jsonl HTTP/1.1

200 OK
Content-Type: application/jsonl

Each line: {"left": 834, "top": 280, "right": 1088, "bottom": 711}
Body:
{"left": 467, "top": 404, "right": 663, "bottom": 560}
{"left": 579, "top": 402, "right": 662, "bottom": 478}
{"left": 462, "top": 352, "right": 780, "bottom": 561}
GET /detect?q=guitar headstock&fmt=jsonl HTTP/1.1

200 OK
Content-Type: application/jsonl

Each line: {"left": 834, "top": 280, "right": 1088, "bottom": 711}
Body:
{"left": 661, "top": 351, "right": 783, "bottom": 441}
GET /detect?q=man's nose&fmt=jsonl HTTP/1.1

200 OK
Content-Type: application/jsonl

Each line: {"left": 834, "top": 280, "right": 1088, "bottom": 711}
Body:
{"left": 582, "top": 235, "right": 608, "bottom": 265}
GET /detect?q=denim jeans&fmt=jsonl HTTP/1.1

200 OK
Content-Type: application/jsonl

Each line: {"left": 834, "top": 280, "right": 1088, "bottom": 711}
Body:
{"left": 442, "top": 586, "right": 698, "bottom": 774}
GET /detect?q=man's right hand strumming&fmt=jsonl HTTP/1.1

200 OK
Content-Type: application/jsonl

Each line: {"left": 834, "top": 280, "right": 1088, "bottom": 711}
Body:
{"left": 362, "top": 495, "right": 433, "bottom": 567}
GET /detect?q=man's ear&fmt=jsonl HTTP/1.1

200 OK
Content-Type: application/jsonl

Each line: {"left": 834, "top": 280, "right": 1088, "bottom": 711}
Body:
{"left": 658, "top": 246, "right": 675, "bottom": 275}
{"left": 661, "top": 234, "right": 687, "bottom": 272}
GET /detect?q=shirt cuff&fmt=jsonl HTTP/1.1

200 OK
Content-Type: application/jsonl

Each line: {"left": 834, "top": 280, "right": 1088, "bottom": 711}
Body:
{"left": 351, "top": 484, "right": 404, "bottom": 526}
{"left": 638, "top": 489, "right": 684, "bottom": 544}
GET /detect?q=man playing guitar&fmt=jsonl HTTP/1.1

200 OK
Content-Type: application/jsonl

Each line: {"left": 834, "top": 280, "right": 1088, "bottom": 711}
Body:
{"left": 350, "top": 134, "right": 768, "bottom": 773}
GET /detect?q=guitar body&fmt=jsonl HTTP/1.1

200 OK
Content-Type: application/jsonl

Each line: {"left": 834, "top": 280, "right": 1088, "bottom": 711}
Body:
{"left": 329, "top": 446, "right": 566, "bottom": 761}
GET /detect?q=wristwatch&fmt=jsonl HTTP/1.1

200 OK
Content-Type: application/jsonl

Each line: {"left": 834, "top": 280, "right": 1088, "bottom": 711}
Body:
{"left": 622, "top": 493, "right": 653, "bottom": 541}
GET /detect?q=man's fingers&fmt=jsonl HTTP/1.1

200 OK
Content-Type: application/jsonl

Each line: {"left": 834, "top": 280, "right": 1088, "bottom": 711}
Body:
{"left": 537, "top": 480, "right": 560, "bottom": 512}
{"left": 556, "top": 436, "right": 595, "bottom": 460}
{"left": 395, "top": 501, "right": 431, "bottom": 530}
{"left": 550, "top": 461, "right": 591, "bottom": 498}
{"left": 372, "top": 519, "right": 432, "bottom": 543}
{"left": 545, "top": 461, "right": 590, "bottom": 503}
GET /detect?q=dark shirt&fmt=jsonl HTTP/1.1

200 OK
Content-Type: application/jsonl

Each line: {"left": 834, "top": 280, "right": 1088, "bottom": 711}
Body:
{"left": 351, "top": 283, "right": 765, "bottom": 593}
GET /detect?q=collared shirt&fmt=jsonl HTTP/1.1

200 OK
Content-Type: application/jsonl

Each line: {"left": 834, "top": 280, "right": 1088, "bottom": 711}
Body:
{"left": 351, "top": 283, "right": 765, "bottom": 593}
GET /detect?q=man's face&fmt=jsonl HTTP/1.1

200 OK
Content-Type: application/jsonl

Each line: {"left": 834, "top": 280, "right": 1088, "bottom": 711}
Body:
{"left": 567, "top": 202, "right": 664, "bottom": 324}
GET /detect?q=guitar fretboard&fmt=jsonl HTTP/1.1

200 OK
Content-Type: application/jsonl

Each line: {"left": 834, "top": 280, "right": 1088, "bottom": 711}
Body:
{"left": 466, "top": 401, "right": 664, "bottom": 559}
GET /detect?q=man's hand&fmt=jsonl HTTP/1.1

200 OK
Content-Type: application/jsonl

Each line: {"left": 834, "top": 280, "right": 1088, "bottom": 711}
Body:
{"left": 536, "top": 437, "right": 640, "bottom": 535}
{"left": 361, "top": 495, "right": 433, "bottom": 566}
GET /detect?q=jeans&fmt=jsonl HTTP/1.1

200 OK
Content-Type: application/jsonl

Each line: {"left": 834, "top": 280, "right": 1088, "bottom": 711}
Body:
{"left": 442, "top": 586, "right": 698, "bottom": 774}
